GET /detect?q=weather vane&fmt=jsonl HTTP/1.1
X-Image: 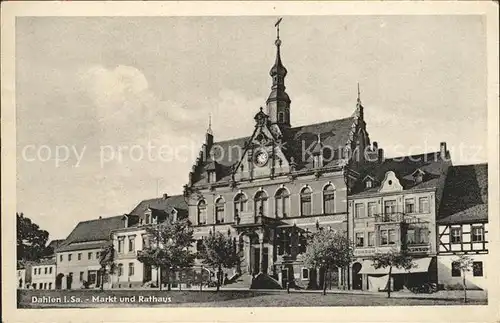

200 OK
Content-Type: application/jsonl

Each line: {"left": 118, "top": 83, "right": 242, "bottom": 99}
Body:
{"left": 275, "top": 17, "right": 283, "bottom": 46}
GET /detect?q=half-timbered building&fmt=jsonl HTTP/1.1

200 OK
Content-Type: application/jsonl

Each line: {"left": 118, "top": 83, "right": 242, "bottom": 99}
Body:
{"left": 437, "top": 163, "right": 488, "bottom": 290}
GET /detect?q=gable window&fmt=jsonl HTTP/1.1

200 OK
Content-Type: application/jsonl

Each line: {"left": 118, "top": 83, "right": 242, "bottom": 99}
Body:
{"left": 355, "top": 232, "right": 364, "bottom": 247}
{"left": 323, "top": 184, "right": 335, "bottom": 214}
{"left": 473, "top": 261, "right": 483, "bottom": 277}
{"left": 365, "top": 180, "right": 372, "bottom": 189}
{"left": 354, "top": 203, "right": 365, "bottom": 218}
{"left": 254, "top": 191, "right": 268, "bottom": 217}
{"left": 197, "top": 200, "right": 207, "bottom": 225}
{"left": 419, "top": 197, "right": 430, "bottom": 213}
{"left": 215, "top": 197, "right": 225, "bottom": 224}
{"left": 472, "top": 226, "right": 484, "bottom": 242}
{"left": 300, "top": 187, "right": 312, "bottom": 216}
{"left": 405, "top": 198, "right": 415, "bottom": 214}
{"left": 451, "top": 261, "right": 461, "bottom": 277}
{"left": 450, "top": 227, "right": 461, "bottom": 244}
{"left": 384, "top": 200, "right": 397, "bottom": 215}
{"left": 208, "top": 171, "right": 216, "bottom": 183}
{"left": 233, "top": 193, "right": 247, "bottom": 219}
{"left": 275, "top": 188, "right": 290, "bottom": 218}
{"left": 367, "top": 202, "right": 377, "bottom": 217}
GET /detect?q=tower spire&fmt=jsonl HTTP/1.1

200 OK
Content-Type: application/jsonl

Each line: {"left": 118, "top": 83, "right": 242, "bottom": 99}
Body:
{"left": 267, "top": 17, "right": 291, "bottom": 128}
{"left": 207, "top": 113, "right": 213, "bottom": 135}
{"left": 357, "top": 82, "right": 361, "bottom": 105}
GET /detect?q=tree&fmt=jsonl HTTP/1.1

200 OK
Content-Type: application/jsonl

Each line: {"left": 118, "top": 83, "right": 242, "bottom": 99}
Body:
{"left": 303, "top": 229, "right": 353, "bottom": 295}
{"left": 372, "top": 245, "right": 415, "bottom": 298}
{"left": 137, "top": 218, "right": 195, "bottom": 291}
{"left": 17, "top": 212, "right": 50, "bottom": 262}
{"left": 455, "top": 254, "right": 474, "bottom": 303}
{"left": 98, "top": 243, "right": 117, "bottom": 291}
{"left": 197, "top": 231, "right": 239, "bottom": 292}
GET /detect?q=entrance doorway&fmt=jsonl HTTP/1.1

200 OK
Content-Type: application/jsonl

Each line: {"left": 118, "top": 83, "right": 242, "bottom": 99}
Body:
{"left": 55, "top": 273, "right": 64, "bottom": 289}
{"left": 281, "top": 267, "right": 289, "bottom": 288}
{"left": 252, "top": 247, "right": 269, "bottom": 274}
{"left": 352, "top": 263, "right": 362, "bottom": 290}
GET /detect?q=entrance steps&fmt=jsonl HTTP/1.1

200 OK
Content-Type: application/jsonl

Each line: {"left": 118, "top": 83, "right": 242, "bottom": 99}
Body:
{"left": 250, "top": 273, "right": 282, "bottom": 290}
{"left": 224, "top": 273, "right": 253, "bottom": 289}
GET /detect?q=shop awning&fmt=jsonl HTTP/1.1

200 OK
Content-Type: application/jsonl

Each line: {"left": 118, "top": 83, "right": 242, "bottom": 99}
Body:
{"left": 358, "top": 257, "right": 432, "bottom": 275}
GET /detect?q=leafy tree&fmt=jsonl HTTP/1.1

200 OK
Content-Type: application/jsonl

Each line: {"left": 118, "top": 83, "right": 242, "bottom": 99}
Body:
{"left": 16, "top": 212, "right": 50, "bottom": 262}
{"left": 455, "top": 254, "right": 474, "bottom": 303}
{"left": 372, "top": 245, "right": 415, "bottom": 298}
{"left": 137, "top": 218, "right": 195, "bottom": 291}
{"left": 303, "top": 229, "right": 353, "bottom": 295}
{"left": 197, "top": 231, "right": 239, "bottom": 292}
{"left": 98, "top": 243, "right": 117, "bottom": 291}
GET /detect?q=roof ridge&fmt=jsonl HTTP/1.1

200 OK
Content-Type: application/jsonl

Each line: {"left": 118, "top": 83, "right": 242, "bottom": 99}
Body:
{"left": 384, "top": 150, "right": 441, "bottom": 161}
{"left": 291, "top": 116, "right": 354, "bottom": 129}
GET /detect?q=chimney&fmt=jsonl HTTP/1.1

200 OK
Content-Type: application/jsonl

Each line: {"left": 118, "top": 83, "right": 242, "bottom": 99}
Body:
{"left": 377, "top": 148, "right": 384, "bottom": 163}
{"left": 163, "top": 193, "right": 169, "bottom": 200}
{"left": 98, "top": 216, "right": 102, "bottom": 219}
{"left": 440, "top": 142, "right": 447, "bottom": 158}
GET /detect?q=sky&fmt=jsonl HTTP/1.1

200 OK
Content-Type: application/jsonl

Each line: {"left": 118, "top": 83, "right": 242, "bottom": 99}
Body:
{"left": 16, "top": 15, "right": 487, "bottom": 240}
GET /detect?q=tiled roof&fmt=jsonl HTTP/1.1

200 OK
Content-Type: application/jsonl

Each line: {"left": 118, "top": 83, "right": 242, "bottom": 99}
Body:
{"left": 127, "top": 194, "right": 188, "bottom": 226}
{"left": 193, "top": 116, "right": 357, "bottom": 185}
{"left": 33, "top": 258, "right": 56, "bottom": 266}
{"left": 56, "top": 215, "right": 124, "bottom": 252}
{"left": 350, "top": 151, "right": 450, "bottom": 196}
{"left": 437, "top": 163, "right": 488, "bottom": 224}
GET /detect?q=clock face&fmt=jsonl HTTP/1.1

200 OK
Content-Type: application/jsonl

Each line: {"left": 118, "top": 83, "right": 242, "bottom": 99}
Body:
{"left": 254, "top": 150, "right": 269, "bottom": 167}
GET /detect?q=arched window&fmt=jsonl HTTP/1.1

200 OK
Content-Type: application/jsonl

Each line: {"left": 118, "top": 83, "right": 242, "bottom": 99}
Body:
{"left": 234, "top": 193, "right": 247, "bottom": 219}
{"left": 215, "top": 197, "right": 225, "bottom": 224}
{"left": 278, "top": 112, "right": 285, "bottom": 124}
{"left": 275, "top": 188, "right": 290, "bottom": 218}
{"left": 323, "top": 184, "right": 336, "bottom": 214}
{"left": 197, "top": 200, "right": 207, "bottom": 225}
{"left": 300, "top": 187, "right": 312, "bottom": 216}
{"left": 254, "top": 191, "right": 268, "bottom": 217}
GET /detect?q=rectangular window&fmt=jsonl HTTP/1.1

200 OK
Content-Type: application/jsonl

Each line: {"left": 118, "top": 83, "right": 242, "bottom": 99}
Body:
{"left": 368, "top": 232, "right": 375, "bottom": 246}
{"left": 388, "top": 229, "right": 396, "bottom": 244}
{"left": 88, "top": 252, "right": 92, "bottom": 260}
{"left": 301, "top": 268, "right": 309, "bottom": 280}
{"left": 451, "top": 261, "right": 461, "bottom": 277}
{"left": 405, "top": 198, "right": 415, "bottom": 214}
{"left": 48, "top": 283, "right": 52, "bottom": 289}
{"left": 79, "top": 271, "right": 84, "bottom": 281}
{"left": 68, "top": 254, "right": 72, "bottom": 262}
{"left": 301, "top": 195, "right": 312, "bottom": 216}
{"left": 367, "top": 202, "right": 377, "bottom": 217}
{"left": 78, "top": 253, "right": 82, "bottom": 261}
{"left": 118, "top": 239, "right": 124, "bottom": 253}
{"left": 419, "top": 197, "right": 430, "bottom": 213}
{"left": 215, "top": 205, "right": 225, "bottom": 223}
{"left": 323, "top": 193, "right": 335, "bottom": 214}
{"left": 45, "top": 267, "right": 48, "bottom": 274}
{"left": 407, "top": 229, "right": 416, "bottom": 244}
{"left": 128, "top": 263, "right": 134, "bottom": 276}
{"left": 381, "top": 230, "right": 388, "bottom": 245}
{"left": 118, "top": 264, "right": 123, "bottom": 276}
{"left": 417, "top": 228, "right": 429, "bottom": 244}
{"left": 355, "top": 232, "right": 365, "bottom": 247}
{"left": 384, "top": 200, "right": 397, "bottom": 215}
{"left": 49, "top": 267, "right": 52, "bottom": 274}
{"left": 96, "top": 251, "right": 100, "bottom": 259}
{"left": 60, "top": 255, "right": 63, "bottom": 262}
{"left": 128, "top": 237, "right": 135, "bottom": 252}
{"left": 450, "top": 227, "right": 462, "bottom": 244}
{"left": 355, "top": 203, "right": 365, "bottom": 218}
{"left": 472, "top": 226, "right": 484, "bottom": 242}
{"left": 473, "top": 262, "right": 483, "bottom": 277}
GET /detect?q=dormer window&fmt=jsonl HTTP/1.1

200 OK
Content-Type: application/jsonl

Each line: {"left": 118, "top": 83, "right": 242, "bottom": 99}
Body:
{"left": 144, "top": 209, "right": 152, "bottom": 225}
{"left": 313, "top": 155, "right": 322, "bottom": 168}
{"left": 412, "top": 169, "right": 425, "bottom": 184}
{"left": 366, "top": 180, "right": 372, "bottom": 188}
